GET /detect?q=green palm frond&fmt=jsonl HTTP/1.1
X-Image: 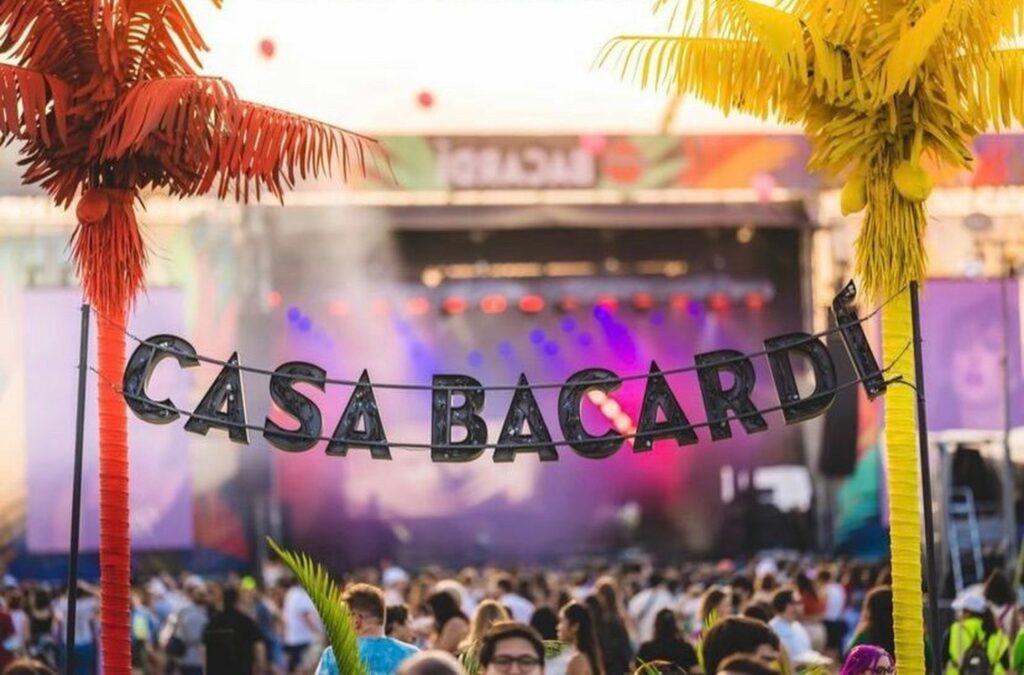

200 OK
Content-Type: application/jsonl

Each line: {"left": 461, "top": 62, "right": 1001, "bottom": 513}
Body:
{"left": 266, "top": 537, "right": 367, "bottom": 675}
{"left": 597, "top": 35, "right": 802, "bottom": 120}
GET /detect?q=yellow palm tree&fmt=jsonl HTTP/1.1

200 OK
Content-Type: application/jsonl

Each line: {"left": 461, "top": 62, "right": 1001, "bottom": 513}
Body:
{"left": 601, "top": 1, "right": 1023, "bottom": 670}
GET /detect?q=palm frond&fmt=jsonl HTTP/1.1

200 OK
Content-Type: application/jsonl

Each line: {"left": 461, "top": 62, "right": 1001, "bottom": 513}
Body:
{"left": 959, "top": 48, "right": 1024, "bottom": 130}
{"left": 0, "top": 0, "right": 96, "bottom": 82}
{"left": 881, "top": 0, "right": 954, "bottom": 98}
{"left": 0, "top": 64, "right": 69, "bottom": 146}
{"left": 123, "top": 0, "right": 219, "bottom": 81}
{"left": 598, "top": 35, "right": 803, "bottom": 120}
{"left": 199, "top": 99, "right": 388, "bottom": 202}
{"left": 266, "top": 537, "right": 367, "bottom": 675}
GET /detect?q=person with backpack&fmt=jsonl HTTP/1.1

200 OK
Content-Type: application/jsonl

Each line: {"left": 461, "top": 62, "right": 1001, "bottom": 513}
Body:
{"left": 943, "top": 593, "right": 1010, "bottom": 674}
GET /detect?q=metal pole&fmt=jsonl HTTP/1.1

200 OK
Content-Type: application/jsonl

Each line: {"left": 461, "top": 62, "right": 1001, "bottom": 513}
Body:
{"left": 65, "top": 304, "right": 90, "bottom": 675}
{"left": 1000, "top": 248, "right": 1017, "bottom": 560}
{"left": 910, "top": 282, "right": 942, "bottom": 674}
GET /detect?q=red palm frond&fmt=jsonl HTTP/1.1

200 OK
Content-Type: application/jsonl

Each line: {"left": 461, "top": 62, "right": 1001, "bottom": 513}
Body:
{"left": 123, "top": 0, "right": 221, "bottom": 81}
{"left": 0, "top": 64, "right": 69, "bottom": 146}
{"left": 0, "top": 0, "right": 96, "bottom": 83}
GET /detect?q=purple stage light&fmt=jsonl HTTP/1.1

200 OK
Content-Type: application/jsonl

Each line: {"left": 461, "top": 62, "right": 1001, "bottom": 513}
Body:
{"left": 577, "top": 332, "right": 593, "bottom": 347}
{"left": 650, "top": 310, "right": 666, "bottom": 326}
{"left": 498, "top": 341, "right": 514, "bottom": 356}
{"left": 297, "top": 316, "right": 312, "bottom": 332}
{"left": 560, "top": 316, "right": 577, "bottom": 332}
{"left": 468, "top": 350, "right": 484, "bottom": 367}
{"left": 287, "top": 306, "right": 301, "bottom": 322}
{"left": 543, "top": 340, "right": 559, "bottom": 356}
{"left": 529, "top": 328, "right": 546, "bottom": 344}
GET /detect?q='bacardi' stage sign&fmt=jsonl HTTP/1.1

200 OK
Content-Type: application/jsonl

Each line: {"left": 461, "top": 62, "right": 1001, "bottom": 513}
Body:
{"left": 122, "top": 282, "right": 888, "bottom": 462}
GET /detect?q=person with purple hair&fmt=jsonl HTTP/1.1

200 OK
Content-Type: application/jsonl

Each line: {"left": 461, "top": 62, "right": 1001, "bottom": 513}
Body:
{"left": 840, "top": 645, "right": 894, "bottom": 675}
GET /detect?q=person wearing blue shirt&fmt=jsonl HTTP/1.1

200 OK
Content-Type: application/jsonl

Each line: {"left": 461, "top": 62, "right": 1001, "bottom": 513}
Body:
{"left": 316, "top": 583, "right": 418, "bottom": 675}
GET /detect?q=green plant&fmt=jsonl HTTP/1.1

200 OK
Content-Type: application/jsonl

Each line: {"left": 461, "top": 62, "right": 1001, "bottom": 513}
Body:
{"left": 266, "top": 537, "right": 368, "bottom": 675}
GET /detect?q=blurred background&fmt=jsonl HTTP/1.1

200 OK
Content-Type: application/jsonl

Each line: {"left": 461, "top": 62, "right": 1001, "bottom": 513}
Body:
{"left": 2, "top": 0, "right": 1024, "bottom": 585}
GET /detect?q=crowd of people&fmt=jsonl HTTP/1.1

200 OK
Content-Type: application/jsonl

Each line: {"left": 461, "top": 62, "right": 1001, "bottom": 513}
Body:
{"left": 2, "top": 556, "right": 1023, "bottom": 674}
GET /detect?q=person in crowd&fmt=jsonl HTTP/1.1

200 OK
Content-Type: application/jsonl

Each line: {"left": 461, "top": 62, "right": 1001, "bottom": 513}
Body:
{"left": 130, "top": 586, "right": 161, "bottom": 675}
{"left": 634, "top": 609, "right": 697, "bottom": 672}
{"left": 426, "top": 591, "right": 470, "bottom": 654}
{"left": 591, "top": 583, "right": 632, "bottom": 675}
{"left": 170, "top": 577, "right": 210, "bottom": 675}
{"left": 0, "top": 598, "right": 16, "bottom": 673}
{"left": 495, "top": 578, "right": 535, "bottom": 625}
{"left": 54, "top": 583, "right": 98, "bottom": 675}
{"left": 984, "top": 571, "right": 1019, "bottom": 638}
{"left": 627, "top": 574, "right": 675, "bottom": 645}
{"left": 795, "top": 574, "right": 824, "bottom": 620}
{"left": 768, "top": 588, "right": 827, "bottom": 668}
{"left": 396, "top": 650, "right": 466, "bottom": 675}
{"left": 26, "top": 588, "right": 54, "bottom": 666}
{"left": 818, "top": 568, "right": 847, "bottom": 657}
{"left": 840, "top": 645, "right": 893, "bottom": 675}
{"left": 4, "top": 592, "right": 27, "bottom": 658}
{"left": 701, "top": 617, "right": 780, "bottom": 675}
{"left": 751, "top": 574, "right": 778, "bottom": 606}
{"left": 846, "top": 587, "right": 894, "bottom": 658}
{"left": 387, "top": 605, "right": 416, "bottom": 644}
{"left": 1, "top": 658, "right": 58, "bottom": 675}
{"left": 478, "top": 622, "right": 546, "bottom": 675}
{"left": 315, "top": 583, "right": 419, "bottom": 675}
{"left": 740, "top": 605, "right": 771, "bottom": 624}
{"left": 529, "top": 608, "right": 558, "bottom": 642}
{"left": 729, "top": 576, "right": 755, "bottom": 616}
{"left": 282, "top": 576, "right": 321, "bottom": 673}
{"left": 383, "top": 567, "right": 412, "bottom": 608}
{"left": 556, "top": 602, "right": 604, "bottom": 675}
{"left": 943, "top": 592, "right": 1010, "bottom": 674}
{"left": 460, "top": 601, "right": 510, "bottom": 654}
{"left": 202, "top": 585, "right": 267, "bottom": 675}
{"left": 714, "top": 654, "right": 777, "bottom": 675}
{"left": 699, "top": 587, "right": 731, "bottom": 632}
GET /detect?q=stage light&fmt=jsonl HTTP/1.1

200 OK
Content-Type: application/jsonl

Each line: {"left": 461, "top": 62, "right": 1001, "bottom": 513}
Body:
{"left": 406, "top": 296, "right": 430, "bottom": 315}
{"left": 543, "top": 340, "right": 559, "bottom": 356}
{"left": 328, "top": 301, "right": 349, "bottom": 317}
{"left": 664, "top": 260, "right": 689, "bottom": 277}
{"left": 736, "top": 225, "right": 756, "bottom": 244}
{"left": 708, "top": 293, "right": 731, "bottom": 312}
{"left": 297, "top": 316, "right": 312, "bottom": 333}
{"left": 670, "top": 293, "right": 690, "bottom": 311}
{"left": 480, "top": 294, "right": 508, "bottom": 314}
{"left": 441, "top": 297, "right": 468, "bottom": 315}
{"left": 467, "top": 350, "right": 484, "bottom": 367}
{"left": 498, "top": 341, "right": 514, "bottom": 357}
{"left": 613, "top": 416, "right": 633, "bottom": 433}
{"left": 267, "top": 290, "right": 282, "bottom": 307}
{"left": 560, "top": 316, "right": 576, "bottom": 333}
{"left": 529, "top": 328, "right": 546, "bottom": 344}
{"left": 577, "top": 332, "right": 593, "bottom": 347}
{"left": 744, "top": 291, "right": 766, "bottom": 310}
{"left": 421, "top": 267, "right": 444, "bottom": 288}
{"left": 601, "top": 399, "right": 621, "bottom": 417}
{"left": 519, "top": 294, "right": 545, "bottom": 313}
{"left": 557, "top": 296, "right": 581, "bottom": 313}
{"left": 596, "top": 295, "right": 619, "bottom": 313}
{"left": 587, "top": 390, "right": 606, "bottom": 404}
{"left": 631, "top": 293, "right": 655, "bottom": 312}
{"left": 287, "top": 306, "right": 301, "bottom": 322}
{"left": 650, "top": 310, "right": 666, "bottom": 326}
{"left": 687, "top": 299, "right": 703, "bottom": 316}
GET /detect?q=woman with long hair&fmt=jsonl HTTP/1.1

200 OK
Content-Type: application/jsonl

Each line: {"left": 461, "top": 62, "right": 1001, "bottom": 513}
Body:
{"left": 840, "top": 645, "right": 894, "bottom": 675}
{"left": 984, "top": 571, "right": 1019, "bottom": 638}
{"left": 796, "top": 573, "right": 825, "bottom": 619}
{"left": 698, "top": 587, "right": 731, "bottom": 630}
{"left": 634, "top": 609, "right": 698, "bottom": 672}
{"left": 591, "top": 585, "right": 633, "bottom": 675}
{"left": 847, "top": 587, "right": 895, "bottom": 657}
{"left": 425, "top": 591, "right": 469, "bottom": 654}
{"left": 558, "top": 602, "right": 605, "bottom": 675}
{"left": 459, "top": 600, "right": 510, "bottom": 654}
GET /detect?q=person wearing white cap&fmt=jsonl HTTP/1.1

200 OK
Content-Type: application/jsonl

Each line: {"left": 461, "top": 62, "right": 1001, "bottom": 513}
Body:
{"left": 383, "top": 567, "right": 411, "bottom": 606}
{"left": 943, "top": 591, "right": 1010, "bottom": 674}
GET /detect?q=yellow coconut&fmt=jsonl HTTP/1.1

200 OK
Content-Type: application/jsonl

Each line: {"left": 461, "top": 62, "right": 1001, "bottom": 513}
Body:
{"left": 841, "top": 174, "right": 867, "bottom": 215}
{"left": 893, "top": 161, "right": 933, "bottom": 202}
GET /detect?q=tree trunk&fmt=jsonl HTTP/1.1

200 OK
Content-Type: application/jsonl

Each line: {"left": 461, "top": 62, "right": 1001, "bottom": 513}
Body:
{"left": 71, "top": 188, "right": 146, "bottom": 675}
{"left": 883, "top": 292, "right": 926, "bottom": 673}
{"left": 97, "top": 302, "right": 132, "bottom": 675}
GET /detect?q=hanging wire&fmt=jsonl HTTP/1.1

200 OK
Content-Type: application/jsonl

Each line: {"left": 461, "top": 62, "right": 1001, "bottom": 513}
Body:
{"left": 92, "top": 285, "right": 905, "bottom": 392}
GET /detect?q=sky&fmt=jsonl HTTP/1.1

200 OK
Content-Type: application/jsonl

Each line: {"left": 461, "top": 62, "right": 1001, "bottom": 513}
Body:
{"left": 188, "top": 0, "right": 789, "bottom": 135}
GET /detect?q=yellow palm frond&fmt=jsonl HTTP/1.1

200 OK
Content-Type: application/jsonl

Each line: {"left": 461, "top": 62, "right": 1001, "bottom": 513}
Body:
{"left": 597, "top": 35, "right": 803, "bottom": 119}
{"left": 882, "top": 0, "right": 954, "bottom": 98}
{"left": 960, "top": 48, "right": 1024, "bottom": 129}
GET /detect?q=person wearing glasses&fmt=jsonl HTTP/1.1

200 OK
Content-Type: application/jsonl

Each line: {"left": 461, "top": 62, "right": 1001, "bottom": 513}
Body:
{"left": 478, "top": 622, "right": 546, "bottom": 675}
{"left": 315, "top": 584, "right": 419, "bottom": 675}
{"left": 840, "top": 645, "right": 894, "bottom": 675}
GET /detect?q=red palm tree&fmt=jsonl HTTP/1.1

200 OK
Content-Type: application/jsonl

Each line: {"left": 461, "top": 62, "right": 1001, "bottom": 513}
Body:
{"left": 0, "top": 1, "right": 383, "bottom": 672}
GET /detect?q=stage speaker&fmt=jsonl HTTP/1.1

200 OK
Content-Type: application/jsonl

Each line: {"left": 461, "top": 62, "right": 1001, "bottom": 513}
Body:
{"left": 820, "top": 319, "right": 860, "bottom": 477}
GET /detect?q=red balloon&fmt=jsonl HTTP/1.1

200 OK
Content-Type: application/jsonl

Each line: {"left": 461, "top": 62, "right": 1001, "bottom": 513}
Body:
{"left": 259, "top": 38, "right": 276, "bottom": 59}
{"left": 417, "top": 90, "right": 434, "bottom": 108}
